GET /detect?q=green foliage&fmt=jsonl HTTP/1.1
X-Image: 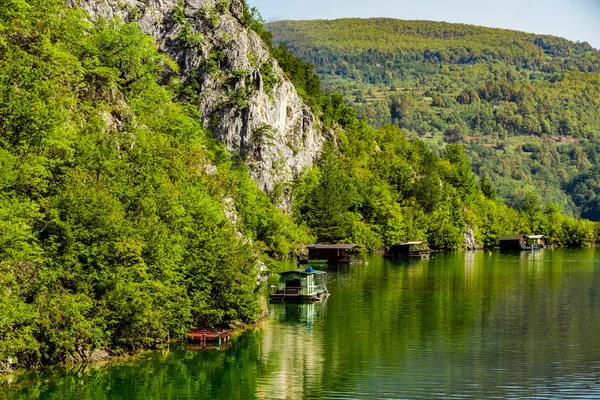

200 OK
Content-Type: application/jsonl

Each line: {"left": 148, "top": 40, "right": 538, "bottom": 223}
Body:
{"left": 567, "top": 166, "right": 600, "bottom": 221}
{"left": 267, "top": 18, "right": 600, "bottom": 75}
{"left": 293, "top": 124, "right": 508, "bottom": 251}
{"left": 2, "top": 1, "right": 599, "bottom": 374}
{"left": 267, "top": 18, "right": 600, "bottom": 219}
{"left": 291, "top": 115, "right": 600, "bottom": 252}
{"left": 172, "top": 2, "right": 205, "bottom": 49}
{"left": 259, "top": 61, "right": 278, "bottom": 93}
{"left": 0, "top": 0, "right": 309, "bottom": 371}
{"left": 294, "top": 145, "right": 363, "bottom": 243}
{"left": 479, "top": 174, "right": 496, "bottom": 200}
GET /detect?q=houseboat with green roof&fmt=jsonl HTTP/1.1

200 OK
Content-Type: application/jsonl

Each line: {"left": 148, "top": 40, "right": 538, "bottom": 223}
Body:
{"left": 270, "top": 268, "right": 329, "bottom": 302}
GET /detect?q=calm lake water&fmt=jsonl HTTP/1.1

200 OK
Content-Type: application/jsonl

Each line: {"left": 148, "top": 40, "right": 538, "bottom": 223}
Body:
{"left": 3, "top": 249, "right": 600, "bottom": 399}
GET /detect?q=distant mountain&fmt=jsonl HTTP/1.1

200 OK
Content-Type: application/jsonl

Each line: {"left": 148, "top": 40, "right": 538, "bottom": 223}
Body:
{"left": 266, "top": 18, "right": 600, "bottom": 217}
{"left": 266, "top": 18, "right": 599, "bottom": 72}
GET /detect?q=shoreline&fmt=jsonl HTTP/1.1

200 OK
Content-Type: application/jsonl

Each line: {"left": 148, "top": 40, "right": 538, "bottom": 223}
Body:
{"left": 0, "top": 296, "right": 271, "bottom": 381}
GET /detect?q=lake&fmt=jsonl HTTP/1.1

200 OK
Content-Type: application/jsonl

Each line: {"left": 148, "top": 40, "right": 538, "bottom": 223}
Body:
{"left": 2, "top": 249, "right": 600, "bottom": 399}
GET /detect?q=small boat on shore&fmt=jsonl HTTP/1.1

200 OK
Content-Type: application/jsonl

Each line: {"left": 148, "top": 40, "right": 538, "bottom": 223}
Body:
{"left": 186, "top": 328, "right": 232, "bottom": 345}
{"left": 270, "top": 268, "right": 329, "bottom": 302}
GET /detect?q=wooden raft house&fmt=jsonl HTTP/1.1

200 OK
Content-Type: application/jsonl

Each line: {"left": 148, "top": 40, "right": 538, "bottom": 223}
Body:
{"left": 270, "top": 268, "right": 329, "bottom": 302}
{"left": 302, "top": 244, "right": 363, "bottom": 264}
{"left": 526, "top": 235, "right": 547, "bottom": 249}
{"left": 385, "top": 242, "right": 430, "bottom": 258}
{"left": 499, "top": 234, "right": 547, "bottom": 251}
{"left": 186, "top": 328, "right": 232, "bottom": 345}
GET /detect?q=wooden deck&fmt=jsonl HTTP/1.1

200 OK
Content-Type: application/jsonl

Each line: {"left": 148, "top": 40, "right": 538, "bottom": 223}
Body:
{"left": 186, "top": 329, "right": 233, "bottom": 345}
{"left": 270, "top": 291, "right": 329, "bottom": 303}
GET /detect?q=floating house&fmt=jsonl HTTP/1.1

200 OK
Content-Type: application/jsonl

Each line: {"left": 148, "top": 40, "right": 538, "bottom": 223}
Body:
{"left": 304, "top": 244, "right": 363, "bottom": 264}
{"left": 385, "top": 242, "right": 430, "bottom": 258}
{"left": 270, "top": 268, "right": 328, "bottom": 302}
{"left": 499, "top": 234, "right": 546, "bottom": 251}
{"left": 525, "top": 235, "right": 547, "bottom": 249}
{"left": 499, "top": 235, "right": 526, "bottom": 250}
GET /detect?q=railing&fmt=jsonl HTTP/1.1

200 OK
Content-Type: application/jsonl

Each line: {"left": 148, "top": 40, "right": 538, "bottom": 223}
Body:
{"left": 274, "top": 286, "right": 327, "bottom": 295}
{"left": 276, "top": 287, "right": 303, "bottom": 295}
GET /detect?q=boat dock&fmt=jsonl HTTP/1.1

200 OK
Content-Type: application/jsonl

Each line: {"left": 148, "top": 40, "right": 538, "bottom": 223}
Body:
{"left": 186, "top": 329, "right": 233, "bottom": 345}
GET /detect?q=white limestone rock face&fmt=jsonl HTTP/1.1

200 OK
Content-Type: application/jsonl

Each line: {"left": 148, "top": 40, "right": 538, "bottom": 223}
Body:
{"left": 464, "top": 224, "right": 482, "bottom": 250}
{"left": 68, "top": 0, "right": 326, "bottom": 206}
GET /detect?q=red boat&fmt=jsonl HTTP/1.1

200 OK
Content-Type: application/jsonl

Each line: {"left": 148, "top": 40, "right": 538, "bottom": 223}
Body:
{"left": 186, "top": 328, "right": 232, "bottom": 345}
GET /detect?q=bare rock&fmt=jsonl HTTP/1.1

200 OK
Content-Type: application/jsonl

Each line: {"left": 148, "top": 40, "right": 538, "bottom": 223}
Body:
{"left": 0, "top": 357, "right": 15, "bottom": 374}
{"left": 464, "top": 224, "right": 482, "bottom": 250}
{"left": 90, "top": 349, "right": 111, "bottom": 362}
{"left": 67, "top": 0, "right": 326, "bottom": 209}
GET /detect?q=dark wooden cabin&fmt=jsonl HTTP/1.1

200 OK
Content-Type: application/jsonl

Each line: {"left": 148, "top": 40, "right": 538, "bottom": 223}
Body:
{"left": 499, "top": 235, "right": 526, "bottom": 250}
{"left": 306, "top": 244, "right": 362, "bottom": 263}
{"left": 386, "top": 242, "right": 430, "bottom": 258}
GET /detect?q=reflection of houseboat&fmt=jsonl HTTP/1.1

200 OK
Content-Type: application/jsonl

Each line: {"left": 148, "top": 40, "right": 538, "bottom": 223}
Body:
{"left": 499, "top": 234, "right": 547, "bottom": 251}
{"left": 298, "top": 244, "right": 364, "bottom": 264}
{"left": 278, "top": 302, "right": 320, "bottom": 327}
{"left": 270, "top": 268, "right": 329, "bottom": 302}
{"left": 385, "top": 242, "right": 430, "bottom": 258}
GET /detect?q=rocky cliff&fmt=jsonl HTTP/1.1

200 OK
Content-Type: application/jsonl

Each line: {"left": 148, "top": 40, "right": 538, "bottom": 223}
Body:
{"left": 68, "top": 0, "right": 326, "bottom": 205}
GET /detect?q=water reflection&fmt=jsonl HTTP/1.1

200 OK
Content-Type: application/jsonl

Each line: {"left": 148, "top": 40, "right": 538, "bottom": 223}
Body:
{"left": 271, "top": 302, "right": 328, "bottom": 329}
{"left": 3, "top": 249, "right": 600, "bottom": 399}
{"left": 257, "top": 303, "right": 327, "bottom": 399}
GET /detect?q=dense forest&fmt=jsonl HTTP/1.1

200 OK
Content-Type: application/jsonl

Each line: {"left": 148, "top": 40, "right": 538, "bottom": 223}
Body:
{"left": 266, "top": 19, "right": 600, "bottom": 217}
{"left": 1, "top": 2, "right": 600, "bottom": 373}
{"left": 256, "top": 17, "right": 600, "bottom": 251}
{"left": 0, "top": 0, "right": 312, "bottom": 371}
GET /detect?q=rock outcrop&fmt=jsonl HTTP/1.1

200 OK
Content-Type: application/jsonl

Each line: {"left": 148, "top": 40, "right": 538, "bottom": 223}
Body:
{"left": 68, "top": 0, "right": 326, "bottom": 206}
{"left": 464, "top": 224, "right": 482, "bottom": 250}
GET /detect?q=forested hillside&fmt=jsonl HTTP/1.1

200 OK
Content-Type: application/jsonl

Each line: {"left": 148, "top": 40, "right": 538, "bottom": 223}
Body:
{"left": 252, "top": 17, "right": 600, "bottom": 252}
{"left": 0, "top": 0, "right": 311, "bottom": 371}
{"left": 266, "top": 19, "right": 600, "bottom": 217}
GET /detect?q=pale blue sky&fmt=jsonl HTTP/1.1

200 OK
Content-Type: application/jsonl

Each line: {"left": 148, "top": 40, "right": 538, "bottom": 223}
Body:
{"left": 251, "top": 0, "right": 600, "bottom": 49}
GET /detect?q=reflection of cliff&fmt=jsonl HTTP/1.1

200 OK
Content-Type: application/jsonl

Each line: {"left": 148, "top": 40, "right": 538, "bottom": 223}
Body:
{"left": 255, "top": 303, "right": 326, "bottom": 399}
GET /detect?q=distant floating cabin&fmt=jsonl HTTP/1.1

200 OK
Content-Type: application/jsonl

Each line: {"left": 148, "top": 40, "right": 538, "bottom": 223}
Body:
{"left": 385, "top": 242, "right": 430, "bottom": 258}
{"left": 525, "top": 235, "right": 547, "bottom": 249}
{"left": 270, "top": 268, "right": 328, "bottom": 302}
{"left": 499, "top": 235, "right": 526, "bottom": 251}
{"left": 499, "top": 234, "right": 547, "bottom": 251}
{"left": 304, "top": 244, "right": 364, "bottom": 264}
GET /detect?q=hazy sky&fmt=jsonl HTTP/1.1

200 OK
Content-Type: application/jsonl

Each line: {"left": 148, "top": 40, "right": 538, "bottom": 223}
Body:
{"left": 250, "top": 0, "right": 600, "bottom": 49}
